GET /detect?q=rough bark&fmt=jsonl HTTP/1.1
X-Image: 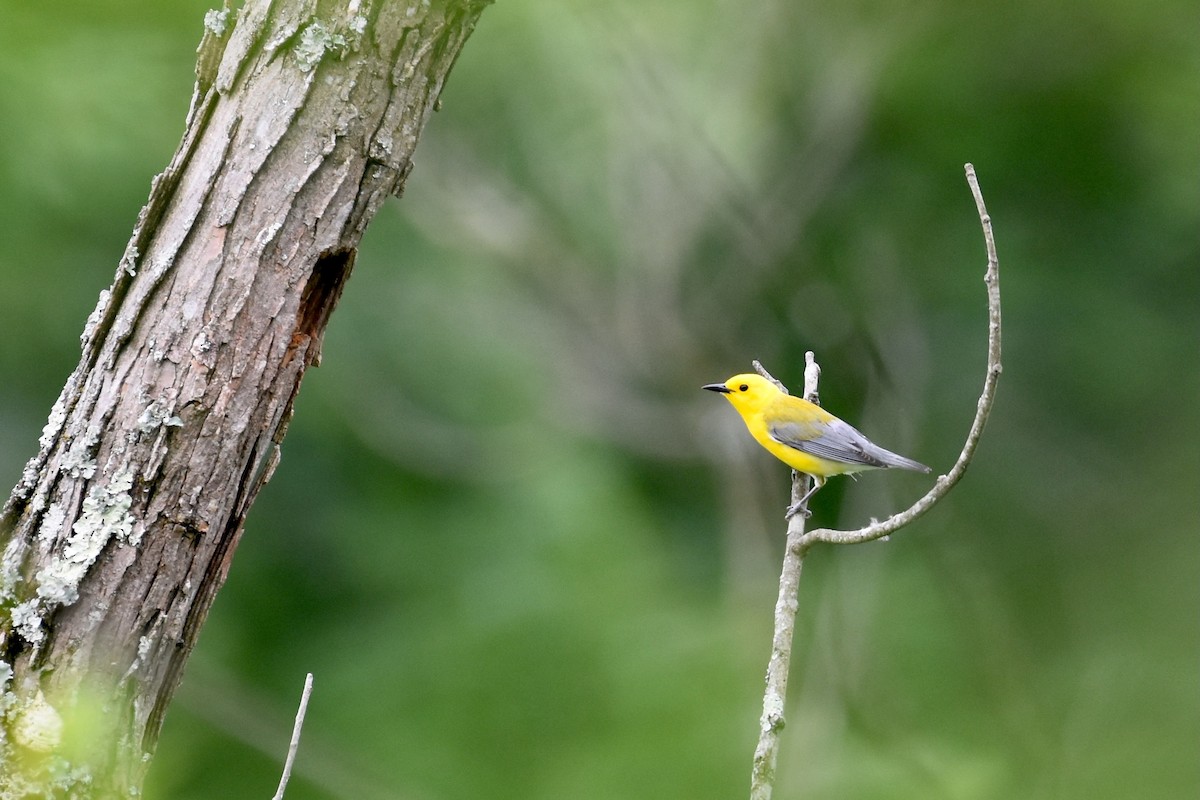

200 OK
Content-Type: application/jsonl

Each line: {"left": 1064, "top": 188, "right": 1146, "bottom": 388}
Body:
{"left": 0, "top": 0, "right": 489, "bottom": 794}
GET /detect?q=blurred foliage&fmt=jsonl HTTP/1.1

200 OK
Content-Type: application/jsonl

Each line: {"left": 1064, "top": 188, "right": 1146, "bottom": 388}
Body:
{"left": 1, "top": 0, "right": 1197, "bottom": 798}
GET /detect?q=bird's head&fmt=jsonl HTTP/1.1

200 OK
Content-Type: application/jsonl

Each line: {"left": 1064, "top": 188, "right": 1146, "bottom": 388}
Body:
{"left": 701, "top": 373, "right": 780, "bottom": 413}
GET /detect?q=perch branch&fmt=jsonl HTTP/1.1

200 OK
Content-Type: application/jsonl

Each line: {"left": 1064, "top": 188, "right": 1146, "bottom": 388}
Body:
{"left": 746, "top": 164, "right": 1002, "bottom": 799}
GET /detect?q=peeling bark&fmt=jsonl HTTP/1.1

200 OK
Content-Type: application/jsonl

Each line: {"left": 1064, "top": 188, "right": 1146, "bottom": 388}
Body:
{"left": 0, "top": 0, "right": 490, "bottom": 794}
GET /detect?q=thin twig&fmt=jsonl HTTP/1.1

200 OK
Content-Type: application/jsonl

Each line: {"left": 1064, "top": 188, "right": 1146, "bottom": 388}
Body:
{"left": 797, "top": 162, "right": 1002, "bottom": 551}
{"left": 748, "top": 353, "right": 820, "bottom": 800}
{"left": 746, "top": 164, "right": 1002, "bottom": 798}
{"left": 272, "top": 673, "right": 314, "bottom": 800}
{"left": 752, "top": 360, "right": 787, "bottom": 394}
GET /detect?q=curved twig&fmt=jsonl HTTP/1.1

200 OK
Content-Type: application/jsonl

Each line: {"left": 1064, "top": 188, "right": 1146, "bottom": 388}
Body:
{"left": 747, "top": 164, "right": 1002, "bottom": 799}
{"left": 797, "top": 163, "right": 1001, "bottom": 551}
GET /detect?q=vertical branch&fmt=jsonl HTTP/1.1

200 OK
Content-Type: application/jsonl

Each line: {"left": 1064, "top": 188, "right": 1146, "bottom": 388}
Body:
{"left": 749, "top": 352, "right": 821, "bottom": 800}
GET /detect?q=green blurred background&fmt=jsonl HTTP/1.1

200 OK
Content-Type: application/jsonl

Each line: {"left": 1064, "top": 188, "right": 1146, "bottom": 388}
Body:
{"left": 1, "top": 1, "right": 1196, "bottom": 797}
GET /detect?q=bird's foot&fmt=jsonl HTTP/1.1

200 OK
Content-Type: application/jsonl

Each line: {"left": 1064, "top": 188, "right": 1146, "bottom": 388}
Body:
{"left": 784, "top": 502, "right": 812, "bottom": 520}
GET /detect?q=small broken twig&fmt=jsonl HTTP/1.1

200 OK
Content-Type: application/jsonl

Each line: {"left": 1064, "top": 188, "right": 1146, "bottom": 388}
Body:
{"left": 272, "top": 672, "right": 314, "bottom": 800}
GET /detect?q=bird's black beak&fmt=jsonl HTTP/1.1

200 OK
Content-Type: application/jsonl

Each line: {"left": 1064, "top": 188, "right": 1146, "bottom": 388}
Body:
{"left": 702, "top": 383, "right": 731, "bottom": 394}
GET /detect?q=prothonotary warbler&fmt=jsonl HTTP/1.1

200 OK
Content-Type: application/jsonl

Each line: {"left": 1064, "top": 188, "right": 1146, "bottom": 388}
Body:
{"left": 703, "top": 373, "right": 930, "bottom": 517}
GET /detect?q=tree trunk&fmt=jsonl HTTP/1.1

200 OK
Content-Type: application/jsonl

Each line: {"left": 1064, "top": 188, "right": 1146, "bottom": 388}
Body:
{"left": 0, "top": 0, "right": 489, "bottom": 794}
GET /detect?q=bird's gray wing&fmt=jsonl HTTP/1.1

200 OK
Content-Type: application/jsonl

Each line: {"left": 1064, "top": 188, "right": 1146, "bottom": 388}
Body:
{"left": 768, "top": 417, "right": 890, "bottom": 468}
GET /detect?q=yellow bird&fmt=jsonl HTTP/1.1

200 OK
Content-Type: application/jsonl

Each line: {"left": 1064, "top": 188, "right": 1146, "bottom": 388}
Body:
{"left": 703, "top": 373, "right": 930, "bottom": 517}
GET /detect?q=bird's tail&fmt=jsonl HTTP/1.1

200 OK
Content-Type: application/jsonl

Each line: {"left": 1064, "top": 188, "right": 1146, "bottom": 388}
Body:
{"left": 873, "top": 446, "right": 932, "bottom": 474}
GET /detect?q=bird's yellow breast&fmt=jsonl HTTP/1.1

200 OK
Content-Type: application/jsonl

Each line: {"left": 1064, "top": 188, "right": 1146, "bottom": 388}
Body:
{"left": 738, "top": 403, "right": 848, "bottom": 478}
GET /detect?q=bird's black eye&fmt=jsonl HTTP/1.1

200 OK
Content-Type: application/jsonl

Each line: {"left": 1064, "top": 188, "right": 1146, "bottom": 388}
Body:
{"left": 739, "top": 384, "right": 749, "bottom": 392}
